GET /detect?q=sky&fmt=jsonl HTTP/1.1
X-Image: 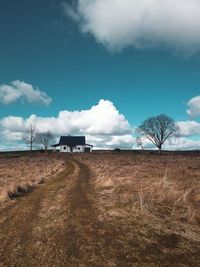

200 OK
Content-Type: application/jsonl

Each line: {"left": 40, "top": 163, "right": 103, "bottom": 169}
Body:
{"left": 0, "top": 0, "right": 200, "bottom": 150}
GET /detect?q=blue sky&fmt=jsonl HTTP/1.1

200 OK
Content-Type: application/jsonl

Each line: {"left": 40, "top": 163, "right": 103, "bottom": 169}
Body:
{"left": 0, "top": 0, "right": 200, "bottom": 150}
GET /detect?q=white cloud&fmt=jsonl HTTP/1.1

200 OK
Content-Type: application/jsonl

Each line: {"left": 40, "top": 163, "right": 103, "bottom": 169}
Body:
{"left": 0, "top": 80, "right": 52, "bottom": 105}
{"left": 1, "top": 98, "right": 199, "bottom": 151}
{"left": 176, "top": 95, "right": 200, "bottom": 137}
{"left": 106, "top": 134, "right": 135, "bottom": 147}
{"left": 164, "top": 137, "right": 200, "bottom": 151}
{"left": 0, "top": 99, "right": 133, "bottom": 149}
{"left": 187, "top": 95, "right": 200, "bottom": 118}
{"left": 177, "top": 120, "right": 200, "bottom": 136}
{"left": 63, "top": 0, "right": 200, "bottom": 53}
{"left": 133, "top": 136, "right": 200, "bottom": 151}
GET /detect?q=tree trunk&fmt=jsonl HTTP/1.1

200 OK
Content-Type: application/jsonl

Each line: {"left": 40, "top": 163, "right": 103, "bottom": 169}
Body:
{"left": 158, "top": 145, "right": 162, "bottom": 155}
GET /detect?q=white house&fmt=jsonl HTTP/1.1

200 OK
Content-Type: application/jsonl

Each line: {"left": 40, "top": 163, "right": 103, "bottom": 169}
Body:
{"left": 52, "top": 136, "right": 93, "bottom": 153}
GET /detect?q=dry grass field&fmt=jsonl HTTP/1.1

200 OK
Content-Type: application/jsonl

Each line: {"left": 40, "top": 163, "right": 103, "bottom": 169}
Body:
{"left": 73, "top": 152, "right": 200, "bottom": 266}
{"left": 0, "top": 153, "right": 65, "bottom": 204}
{"left": 76, "top": 152, "right": 200, "bottom": 223}
{"left": 0, "top": 152, "right": 200, "bottom": 266}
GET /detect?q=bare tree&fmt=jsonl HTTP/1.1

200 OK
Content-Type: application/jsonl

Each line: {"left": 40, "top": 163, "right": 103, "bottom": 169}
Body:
{"left": 36, "top": 132, "right": 55, "bottom": 151}
{"left": 23, "top": 124, "right": 37, "bottom": 151}
{"left": 137, "top": 114, "right": 179, "bottom": 154}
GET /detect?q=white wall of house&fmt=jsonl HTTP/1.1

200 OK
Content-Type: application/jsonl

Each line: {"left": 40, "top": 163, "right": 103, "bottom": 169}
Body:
{"left": 60, "top": 145, "right": 71, "bottom": 152}
{"left": 72, "top": 145, "right": 85, "bottom": 152}
{"left": 60, "top": 145, "right": 91, "bottom": 153}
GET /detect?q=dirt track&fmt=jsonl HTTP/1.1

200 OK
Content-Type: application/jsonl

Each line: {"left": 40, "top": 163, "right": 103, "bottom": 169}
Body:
{"left": 0, "top": 160, "right": 114, "bottom": 267}
{"left": 0, "top": 159, "right": 200, "bottom": 267}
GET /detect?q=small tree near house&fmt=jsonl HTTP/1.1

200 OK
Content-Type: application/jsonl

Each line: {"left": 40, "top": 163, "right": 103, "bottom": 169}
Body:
{"left": 137, "top": 114, "right": 179, "bottom": 154}
{"left": 23, "top": 124, "right": 37, "bottom": 151}
{"left": 36, "top": 132, "right": 55, "bottom": 151}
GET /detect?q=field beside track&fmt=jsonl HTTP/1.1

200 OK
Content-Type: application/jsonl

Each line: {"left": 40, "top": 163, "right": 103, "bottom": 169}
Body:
{"left": 0, "top": 152, "right": 200, "bottom": 266}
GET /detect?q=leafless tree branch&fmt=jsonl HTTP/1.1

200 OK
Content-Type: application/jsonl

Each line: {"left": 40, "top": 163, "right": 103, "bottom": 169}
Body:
{"left": 23, "top": 124, "right": 37, "bottom": 151}
{"left": 35, "top": 132, "right": 55, "bottom": 151}
{"left": 137, "top": 114, "right": 179, "bottom": 154}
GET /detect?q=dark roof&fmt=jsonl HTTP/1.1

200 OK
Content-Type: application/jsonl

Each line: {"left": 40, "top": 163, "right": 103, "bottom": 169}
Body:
{"left": 59, "top": 136, "right": 86, "bottom": 146}
{"left": 86, "top": 144, "right": 93, "bottom": 147}
{"left": 51, "top": 143, "right": 60, "bottom": 147}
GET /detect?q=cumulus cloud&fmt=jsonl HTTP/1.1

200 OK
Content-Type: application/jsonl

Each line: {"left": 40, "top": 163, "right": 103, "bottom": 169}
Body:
{"left": 0, "top": 99, "right": 133, "bottom": 149}
{"left": 0, "top": 80, "right": 52, "bottom": 105}
{"left": 187, "top": 95, "right": 200, "bottom": 118}
{"left": 177, "top": 95, "right": 200, "bottom": 137}
{"left": 63, "top": 0, "right": 200, "bottom": 53}
{"left": 177, "top": 120, "right": 200, "bottom": 136}
{"left": 164, "top": 137, "right": 200, "bottom": 151}
{"left": 1, "top": 98, "right": 199, "bottom": 151}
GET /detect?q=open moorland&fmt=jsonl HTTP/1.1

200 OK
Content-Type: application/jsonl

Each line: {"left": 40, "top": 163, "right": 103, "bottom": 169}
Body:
{"left": 0, "top": 152, "right": 200, "bottom": 266}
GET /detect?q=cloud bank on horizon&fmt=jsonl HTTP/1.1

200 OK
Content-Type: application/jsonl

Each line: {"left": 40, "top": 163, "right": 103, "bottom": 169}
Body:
{"left": 0, "top": 99, "right": 135, "bottom": 150}
{"left": 0, "top": 81, "right": 52, "bottom": 106}
{"left": 0, "top": 95, "right": 200, "bottom": 151}
{"left": 63, "top": 0, "right": 200, "bottom": 53}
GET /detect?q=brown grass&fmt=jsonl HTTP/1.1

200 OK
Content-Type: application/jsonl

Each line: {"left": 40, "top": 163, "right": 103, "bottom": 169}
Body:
{"left": 0, "top": 153, "right": 64, "bottom": 205}
{"left": 74, "top": 153, "right": 200, "bottom": 221}
{"left": 71, "top": 152, "right": 200, "bottom": 265}
{"left": 1, "top": 152, "right": 200, "bottom": 265}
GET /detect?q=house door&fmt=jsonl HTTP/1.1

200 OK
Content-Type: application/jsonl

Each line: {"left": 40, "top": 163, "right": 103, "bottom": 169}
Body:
{"left": 84, "top": 147, "right": 91, "bottom": 152}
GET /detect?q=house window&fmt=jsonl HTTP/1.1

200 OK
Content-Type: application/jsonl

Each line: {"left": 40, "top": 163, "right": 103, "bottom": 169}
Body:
{"left": 78, "top": 147, "right": 81, "bottom": 150}
{"left": 63, "top": 146, "right": 66, "bottom": 150}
